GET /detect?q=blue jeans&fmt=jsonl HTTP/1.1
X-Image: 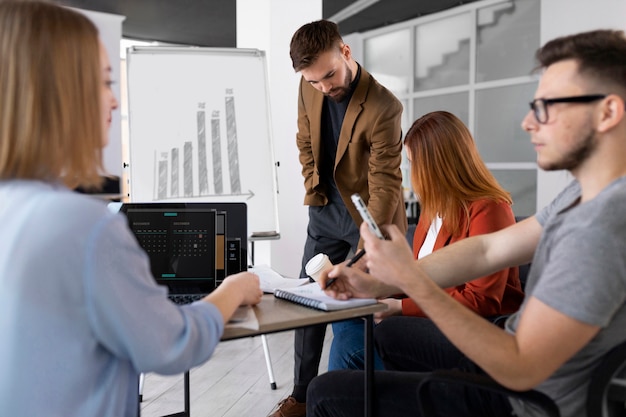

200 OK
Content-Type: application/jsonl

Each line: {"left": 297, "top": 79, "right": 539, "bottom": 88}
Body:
{"left": 329, "top": 318, "right": 384, "bottom": 371}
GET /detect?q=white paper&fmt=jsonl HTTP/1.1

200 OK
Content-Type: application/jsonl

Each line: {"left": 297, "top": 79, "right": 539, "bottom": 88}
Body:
{"left": 250, "top": 264, "right": 309, "bottom": 293}
{"left": 225, "top": 305, "right": 259, "bottom": 330}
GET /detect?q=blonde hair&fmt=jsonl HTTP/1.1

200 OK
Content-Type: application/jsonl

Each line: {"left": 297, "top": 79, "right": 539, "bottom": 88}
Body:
{"left": 0, "top": 0, "right": 104, "bottom": 189}
{"left": 405, "top": 111, "right": 512, "bottom": 236}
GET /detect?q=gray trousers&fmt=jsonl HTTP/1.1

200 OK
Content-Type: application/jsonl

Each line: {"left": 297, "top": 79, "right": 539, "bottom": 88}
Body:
{"left": 293, "top": 202, "right": 360, "bottom": 398}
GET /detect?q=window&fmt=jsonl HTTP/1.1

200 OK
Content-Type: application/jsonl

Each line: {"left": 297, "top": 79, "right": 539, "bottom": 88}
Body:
{"left": 361, "top": 0, "right": 541, "bottom": 217}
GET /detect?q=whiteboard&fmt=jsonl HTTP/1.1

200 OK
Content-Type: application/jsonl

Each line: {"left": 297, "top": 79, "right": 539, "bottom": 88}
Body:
{"left": 126, "top": 47, "right": 279, "bottom": 236}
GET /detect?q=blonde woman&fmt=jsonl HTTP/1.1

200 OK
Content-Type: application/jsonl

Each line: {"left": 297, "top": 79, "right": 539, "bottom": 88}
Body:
{"left": 0, "top": 2, "right": 261, "bottom": 416}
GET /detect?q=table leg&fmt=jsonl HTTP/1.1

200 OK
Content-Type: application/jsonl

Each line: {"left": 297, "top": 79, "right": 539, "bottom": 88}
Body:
{"left": 159, "top": 371, "right": 190, "bottom": 416}
{"left": 262, "top": 334, "right": 278, "bottom": 389}
{"left": 184, "top": 371, "right": 190, "bottom": 415}
{"left": 363, "top": 315, "right": 374, "bottom": 417}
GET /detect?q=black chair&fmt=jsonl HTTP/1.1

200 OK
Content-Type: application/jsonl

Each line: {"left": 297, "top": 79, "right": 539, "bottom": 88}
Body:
{"left": 416, "top": 339, "right": 626, "bottom": 417}
{"left": 587, "top": 340, "right": 626, "bottom": 417}
{"left": 406, "top": 224, "right": 416, "bottom": 248}
{"left": 489, "top": 216, "right": 531, "bottom": 327}
{"left": 489, "top": 258, "right": 530, "bottom": 328}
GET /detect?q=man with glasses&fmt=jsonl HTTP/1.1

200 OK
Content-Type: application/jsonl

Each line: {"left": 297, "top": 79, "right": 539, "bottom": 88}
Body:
{"left": 306, "top": 29, "right": 626, "bottom": 417}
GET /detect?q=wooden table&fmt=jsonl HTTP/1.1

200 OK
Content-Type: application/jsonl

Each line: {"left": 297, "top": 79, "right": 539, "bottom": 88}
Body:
{"left": 163, "top": 294, "right": 386, "bottom": 417}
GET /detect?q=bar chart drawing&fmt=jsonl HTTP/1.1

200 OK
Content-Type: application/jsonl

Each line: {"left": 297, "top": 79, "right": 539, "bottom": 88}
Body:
{"left": 197, "top": 103, "right": 209, "bottom": 196}
{"left": 211, "top": 110, "right": 223, "bottom": 195}
{"left": 126, "top": 47, "right": 280, "bottom": 235}
{"left": 225, "top": 89, "right": 241, "bottom": 194}
{"left": 153, "top": 93, "right": 244, "bottom": 200}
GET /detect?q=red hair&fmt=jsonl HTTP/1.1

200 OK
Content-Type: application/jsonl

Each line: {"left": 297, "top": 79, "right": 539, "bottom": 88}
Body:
{"left": 405, "top": 111, "right": 512, "bottom": 236}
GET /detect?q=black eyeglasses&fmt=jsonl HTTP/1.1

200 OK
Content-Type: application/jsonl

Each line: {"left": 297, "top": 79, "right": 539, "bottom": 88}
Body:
{"left": 529, "top": 94, "right": 606, "bottom": 124}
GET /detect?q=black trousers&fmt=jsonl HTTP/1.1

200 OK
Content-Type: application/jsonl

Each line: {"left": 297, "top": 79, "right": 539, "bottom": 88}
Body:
{"left": 293, "top": 202, "right": 360, "bottom": 398}
{"left": 307, "top": 316, "right": 515, "bottom": 416}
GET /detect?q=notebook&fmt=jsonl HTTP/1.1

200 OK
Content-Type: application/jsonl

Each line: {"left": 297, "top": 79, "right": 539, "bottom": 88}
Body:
{"left": 118, "top": 202, "right": 247, "bottom": 305}
{"left": 274, "top": 283, "right": 378, "bottom": 311}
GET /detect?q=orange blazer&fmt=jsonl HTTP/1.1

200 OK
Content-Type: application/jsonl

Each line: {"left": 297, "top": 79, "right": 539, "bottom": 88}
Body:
{"left": 402, "top": 199, "right": 524, "bottom": 317}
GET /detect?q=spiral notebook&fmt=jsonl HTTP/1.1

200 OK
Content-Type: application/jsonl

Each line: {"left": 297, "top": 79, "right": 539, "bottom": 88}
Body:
{"left": 274, "top": 283, "right": 378, "bottom": 311}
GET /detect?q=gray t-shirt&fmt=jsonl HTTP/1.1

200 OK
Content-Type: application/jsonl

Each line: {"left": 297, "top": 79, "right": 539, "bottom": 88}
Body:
{"left": 507, "top": 177, "right": 626, "bottom": 417}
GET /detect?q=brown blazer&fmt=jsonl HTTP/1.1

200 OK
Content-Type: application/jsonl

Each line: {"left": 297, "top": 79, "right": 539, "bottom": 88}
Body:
{"left": 295, "top": 67, "right": 408, "bottom": 240}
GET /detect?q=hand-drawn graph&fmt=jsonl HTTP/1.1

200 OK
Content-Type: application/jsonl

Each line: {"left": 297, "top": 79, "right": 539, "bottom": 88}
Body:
{"left": 156, "top": 91, "right": 242, "bottom": 200}
{"left": 126, "top": 47, "right": 279, "bottom": 235}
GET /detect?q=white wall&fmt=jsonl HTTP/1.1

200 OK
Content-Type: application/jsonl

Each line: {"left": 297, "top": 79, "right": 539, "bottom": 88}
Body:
{"left": 537, "top": 0, "right": 626, "bottom": 209}
{"left": 74, "top": 8, "right": 125, "bottom": 178}
{"left": 237, "top": 0, "right": 322, "bottom": 276}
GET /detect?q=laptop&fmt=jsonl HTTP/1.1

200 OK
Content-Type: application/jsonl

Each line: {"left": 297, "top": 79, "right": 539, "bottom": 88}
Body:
{"left": 117, "top": 202, "right": 247, "bottom": 304}
{"left": 199, "top": 202, "right": 248, "bottom": 283}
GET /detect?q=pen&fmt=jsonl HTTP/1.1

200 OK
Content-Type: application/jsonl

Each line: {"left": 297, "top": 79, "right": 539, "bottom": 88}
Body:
{"left": 325, "top": 249, "right": 365, "bottom": 289}
{"left": 346, "top": 248, "right": 366, "bottom": 267}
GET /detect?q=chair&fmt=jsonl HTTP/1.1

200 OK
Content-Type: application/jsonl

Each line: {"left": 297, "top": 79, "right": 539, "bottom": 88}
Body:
{"left": 587, "top": 340, "right": 626, "bottom": 416}
{"left": 489, "top": 216, "right": 531, "bottom": 327}
{"left": 406, "top": 223, "right": 417, "bottom": 248}
{"left": 416, "top": 339, "right": 626, "bottom": 417}
{"left": 490, "top": 258, "right": 530, "bottom": 328}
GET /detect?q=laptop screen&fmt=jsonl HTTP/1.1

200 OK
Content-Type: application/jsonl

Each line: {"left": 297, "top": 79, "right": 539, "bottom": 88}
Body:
{"left": 120, "top": 203, "right": 217, "bottom": 294}
{"left": 191, "top": 202, "right": 248, "bottom": 281}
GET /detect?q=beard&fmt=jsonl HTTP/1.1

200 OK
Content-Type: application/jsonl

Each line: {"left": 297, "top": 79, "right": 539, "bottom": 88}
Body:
{"left": 326, "top": 64, "right": 353, "bottom": 102}
{"left": 540, "top": 127, "right": 597, "bottom": 171}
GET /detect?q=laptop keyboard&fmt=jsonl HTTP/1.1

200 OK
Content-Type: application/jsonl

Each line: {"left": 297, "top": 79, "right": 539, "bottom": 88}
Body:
{"left": 169, "top": 293, "right": 208, "bottom": 305}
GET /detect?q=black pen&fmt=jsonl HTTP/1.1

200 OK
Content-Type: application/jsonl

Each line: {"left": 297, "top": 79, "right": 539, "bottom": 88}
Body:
{"left": 346, "top": 248, "right": 366, "bottom": 267}
{"left": 325, "top": 248, "right": 365, "bottom": 289}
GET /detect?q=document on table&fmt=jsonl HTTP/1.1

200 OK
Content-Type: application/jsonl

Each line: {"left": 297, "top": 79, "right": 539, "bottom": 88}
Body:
{"left": 225, "top": 305, "right": 259, "bottom": 330}
{"left": 249, "top": 264, "right": 309, "bottom": 293}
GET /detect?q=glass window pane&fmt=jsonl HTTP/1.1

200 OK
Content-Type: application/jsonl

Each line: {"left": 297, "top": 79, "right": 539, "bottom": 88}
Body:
{"left": 490, "top": 169, "right": 537, "bottom": 217}
{"left": 415, "top": 13, "right": 471, "bottom": 92}
{"left": 413, "top": 92, "right": 469, "bottom": 127}
{"left": 400, "top": 99, "right": 410, "bottom": 134}
{"left": 399, "top": 99, "right": 412, "bottom": 192}
{"left": 476, "top": 0, "right": 540, "bottom": 82}
{"left": 474, "top": 83, "right": 537, "bottom": 163}
{"left": 364, "top": 29, "right": 411, "bottom": 95}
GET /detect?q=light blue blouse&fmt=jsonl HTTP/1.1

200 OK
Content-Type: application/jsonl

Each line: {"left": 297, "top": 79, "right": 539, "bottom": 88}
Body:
{"left": 0, "top": 180, "right": 224, "bottom": 416}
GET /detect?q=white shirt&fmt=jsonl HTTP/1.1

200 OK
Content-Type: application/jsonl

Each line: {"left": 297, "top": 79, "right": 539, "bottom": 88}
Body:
{"left": 417, "top": 216, "right": 442, "bottom": 259}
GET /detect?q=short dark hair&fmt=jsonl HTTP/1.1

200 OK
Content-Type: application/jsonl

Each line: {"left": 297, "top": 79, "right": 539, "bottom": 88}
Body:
{"left": 289, "top": 20, "right": 343, "bottom": 72}
{"left": 536, "top": 29, "right": 626, "bottom": 96}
